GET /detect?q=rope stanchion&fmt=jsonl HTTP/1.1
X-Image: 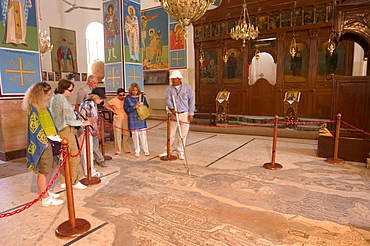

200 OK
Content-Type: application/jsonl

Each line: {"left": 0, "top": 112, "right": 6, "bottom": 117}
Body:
{"left": 160, "top": 113, "right": 177, "bottom": 161}
{"left": 56, "top": 138, "right": 91, "bottom": 238}
{"left": 80, "top": 126, "right": 101, "bottom": 186}
{"left": 326, "top": 113, "right": 345, "bottom": 165}
{"left": 263, "top": 115, "right": 283, "bottom": 170}
{"left": 100, "top": 113, "right": 112, "bottom": 161}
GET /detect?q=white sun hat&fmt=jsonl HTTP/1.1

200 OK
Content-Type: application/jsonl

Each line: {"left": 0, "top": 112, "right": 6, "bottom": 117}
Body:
{"left": 169, "top": 70, "right": 183, "bottom": 79}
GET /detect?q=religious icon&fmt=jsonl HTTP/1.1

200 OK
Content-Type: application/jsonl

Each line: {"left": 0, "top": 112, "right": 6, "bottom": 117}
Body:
{"left": 105, "top": 2, "right": 120, "bottom": 61}
{"left": 284, "top": 91, "right": 301, "bottom": 103}
{"left": 1, "top": 0, "right": 33, "bottom": 47}
{"left": 216, "top": 91, "right": 230, "bottom": 102}
{"left": 170, "top": 23, "right": 185, "bottom": 50}
{"left": 42, "top": 71, "right": 47, "bottom": 81}
{"left": 81, "top": 72, "right": 87, "bottom": 81}
{"left": 141, "top": 11, "right": 159, "bottom": 62}
{"left": 73, "top": 73, "right": 80, "bottom": 81}
{"left": 48, "top": 72, "right": 55, "bottom": 81}
{"left": 55, "top": 72, "right": 61, "bottom": 81}
{"left": 56, "top": 38, "right": 75, "bottom": 73}
{"left": 50, "top": 27, "right": 78, "bottom": 73}
{"left": 125, "top": 5, "right": 140, "bottom": 62}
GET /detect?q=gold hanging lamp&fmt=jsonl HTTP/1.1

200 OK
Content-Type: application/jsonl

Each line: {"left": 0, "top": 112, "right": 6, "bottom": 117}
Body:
{"left": 230, "top": 1, "right": 259, "bottom": 47}
{"left": 155, "top": 0, "right": 216, "bottom": 38}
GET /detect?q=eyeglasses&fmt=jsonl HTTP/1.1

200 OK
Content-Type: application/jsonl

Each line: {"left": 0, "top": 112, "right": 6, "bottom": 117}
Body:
{"left": 118, "top": 94, "right": 125, "bottom": 97}
{"left": 67, "top": 89, "right": 73, "bottom": 92}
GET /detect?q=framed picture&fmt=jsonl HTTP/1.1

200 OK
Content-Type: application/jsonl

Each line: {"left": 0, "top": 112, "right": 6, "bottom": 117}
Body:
{"left": 55, "top": 72, "right": 61, "bottom": 81}
{"left": 284, "top": 91, "right": 301, "bottom": 103}
{"left": 216, "top": 91, "right": 230, "bottom": 102}
{"left": 73, "top": 73, "right": 80, "bottom": 81}
{"left": 42, "top": 71, "right": 47, "bottom": 81}
{"left": 50, "top": 27, "right": 78, "bottom": 73}
{"left": 48, "top": 72, "right": 55, "bottom": 81}
{"left": 81, "top": 73, "right": 87, "bottom": 81}
{"left": 143, "top": 70, "right": 169, "bottom": 85}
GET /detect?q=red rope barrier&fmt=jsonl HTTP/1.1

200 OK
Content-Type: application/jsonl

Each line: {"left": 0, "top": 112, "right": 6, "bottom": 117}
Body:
{"left": 104, "top": 119, "right": 167, "bottom": 132}
{"left": 0, "top": 155, "right": 66, "bottom": 218}
{"left": 341, "top": 120, "right": 370, "bottom": 136}
{"left": 278, "top": 120, "right": 337, "bottom": 125}
{"left": 68, "top": 130, "right": 86, "bottom": 157}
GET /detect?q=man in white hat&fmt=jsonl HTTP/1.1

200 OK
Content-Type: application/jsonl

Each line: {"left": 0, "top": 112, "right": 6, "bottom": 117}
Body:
{"left": 160, "top": 70, "right": 195, "bottom": 159}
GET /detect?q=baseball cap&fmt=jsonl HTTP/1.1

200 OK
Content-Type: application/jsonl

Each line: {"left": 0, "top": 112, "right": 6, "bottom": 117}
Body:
{"left": 89, "top": 88, "right": 106, "bottom": 99}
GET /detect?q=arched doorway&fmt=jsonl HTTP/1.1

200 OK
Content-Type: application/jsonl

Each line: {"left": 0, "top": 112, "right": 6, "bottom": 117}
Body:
{"left": 248, "top": 52, "right": 277, "bottom": 116}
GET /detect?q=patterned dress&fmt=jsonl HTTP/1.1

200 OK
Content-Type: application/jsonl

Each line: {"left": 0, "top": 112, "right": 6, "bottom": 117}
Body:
{"left": 124, "top": 95, "right": 149, "bottom": 130}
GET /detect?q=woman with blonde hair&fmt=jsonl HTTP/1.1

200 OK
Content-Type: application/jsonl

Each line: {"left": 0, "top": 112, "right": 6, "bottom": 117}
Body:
{"left": 124, "top": 83, "right": 149, "bottom": 157}
{"left": 22, "top": 82, "right": 63, "bottom": 207}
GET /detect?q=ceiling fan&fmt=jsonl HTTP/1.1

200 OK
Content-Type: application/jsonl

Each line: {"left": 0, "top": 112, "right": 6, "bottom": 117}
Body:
{"left": 62, "top": 0, "right": 101, "bottom": 13}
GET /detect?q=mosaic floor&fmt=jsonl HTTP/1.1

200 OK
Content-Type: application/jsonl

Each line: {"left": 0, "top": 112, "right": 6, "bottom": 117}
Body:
{"left": 0, "top": 120, "right": 369, "bottom": 245}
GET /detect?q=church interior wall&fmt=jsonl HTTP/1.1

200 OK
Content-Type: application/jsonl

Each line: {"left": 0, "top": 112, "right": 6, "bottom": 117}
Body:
{"left": 0, "top": 0, "right": 198, "bottom": 160}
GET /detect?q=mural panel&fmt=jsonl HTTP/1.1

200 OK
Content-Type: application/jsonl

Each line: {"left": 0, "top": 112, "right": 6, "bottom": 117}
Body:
{"left": 125, "top": 63, "right": 143, "bottom": 91}
{"left": 103, "top": 0, "right": 122, "bottom": 63}
{"left": 0, "top": 0, "right": 38, "bottom": 51}
{"left": 0, "top": 49, "right": 40, "bottom": 96}
{"left": 142, "top": 7, "right": 168, "bottom": 70}
{"left": 105, "top": 62, "right": 123, "bottom": 93}
{"left": 123, "top": 0, "right": 141, "bottom": 63}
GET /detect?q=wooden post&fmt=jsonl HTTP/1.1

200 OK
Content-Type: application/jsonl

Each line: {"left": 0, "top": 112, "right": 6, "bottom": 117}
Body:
{"left": 55, "top": 138, "right": 91, "bottom": 238}
{"left": 100, "top": 113, "right": 112, "bottom": 160}
{"left": 326, "top": 113, "right": 345, "bottom": 164}
{"left": 160, "top": 113, "right": 177, "bottom": 161}
{"left": 80, "top": 126, "right": 101, "bottom": 186}
{"left": 263, "top": 115, "right": 283, "bottom": 170}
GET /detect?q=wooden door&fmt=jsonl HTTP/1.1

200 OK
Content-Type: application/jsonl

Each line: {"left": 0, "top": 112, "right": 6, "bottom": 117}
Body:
{"left": 248, "top": 79, "right": 276, "bottom": 116}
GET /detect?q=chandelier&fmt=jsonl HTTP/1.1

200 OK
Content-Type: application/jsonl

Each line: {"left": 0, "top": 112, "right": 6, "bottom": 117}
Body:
{"left": 230, "top": 2, "right": 259, "bottom": 47}
{"left": 327, "top": 31, "right": 336, "bottom": 56}
{"left": 155, "top": 0, "right": 215, "bottom": 36}
{"left": 327, "top": 0, "right": 337, "bottom": 56}
{"left": 38, "top": 29, "right": 53, "bottom": 57}
{"left": 290, "top": 37, "right": 297, "bottom": 58}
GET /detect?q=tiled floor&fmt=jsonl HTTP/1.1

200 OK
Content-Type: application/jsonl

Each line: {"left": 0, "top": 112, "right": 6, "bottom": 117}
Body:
{"left": 0, "top": 120, "right": 369, "bottom": 246}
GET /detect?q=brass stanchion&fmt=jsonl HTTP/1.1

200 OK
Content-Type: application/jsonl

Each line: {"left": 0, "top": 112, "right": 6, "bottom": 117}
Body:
{"left": 160, "top": 113, "right": 177, "bottom": 161}
{"left": 326, "top": 113, "right": 345, "bottom": 164}
{"left": 56, "top": 138, "right": 91, "bottom": 238}
{"left": 100, "top": 113, "right": 112, "bottom": 160}
{"left": 263, "top": 115, "right": 283, "bottom": 170}
{"left": 80, "top": 126, "right": 101, "bottom": 186}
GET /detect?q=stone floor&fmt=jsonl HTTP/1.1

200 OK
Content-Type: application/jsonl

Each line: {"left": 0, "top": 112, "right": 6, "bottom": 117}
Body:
{"left": 0, "top": 120, "right": 369, "bottom": 246}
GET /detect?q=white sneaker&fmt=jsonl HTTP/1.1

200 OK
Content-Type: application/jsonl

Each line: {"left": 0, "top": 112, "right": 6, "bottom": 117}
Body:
{"left": 135, "top": 153, "right": 140, "bottom": 157}
{"left": 92, "top": 172, "right": 102, "bottom": 177}
{"left": 60, "top": 183, "right": 66, "bottom": 189}
{"left": 179, "top": 153, "right": 185, "bottom": 160}
{"left": 41, "top": 196, "right": 64, "bottom": 207}
{"left": 144, "top": 152, "right": 150, "bottom": 156}
{"left": 72, "top": 182, "right": 87, "bottom": 190}
{"left": 159, "top": 151, "right": 168, "bottom": 157}
{"left": 48, "top": 192, "right": 60, "bottom": 199}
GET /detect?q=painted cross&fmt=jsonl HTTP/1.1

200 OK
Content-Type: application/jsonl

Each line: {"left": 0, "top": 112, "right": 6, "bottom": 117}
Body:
{"left": 128, "top": 67, "right": 141, "bottom": 83}
{"left": 106, "top": 67, "right": 120, "bottom": 87}
{"left": 172, "top": 51, "right": 184, "bottom": 66}
{"left": 5, "top": 57, "right": 36, "bottom": 86}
